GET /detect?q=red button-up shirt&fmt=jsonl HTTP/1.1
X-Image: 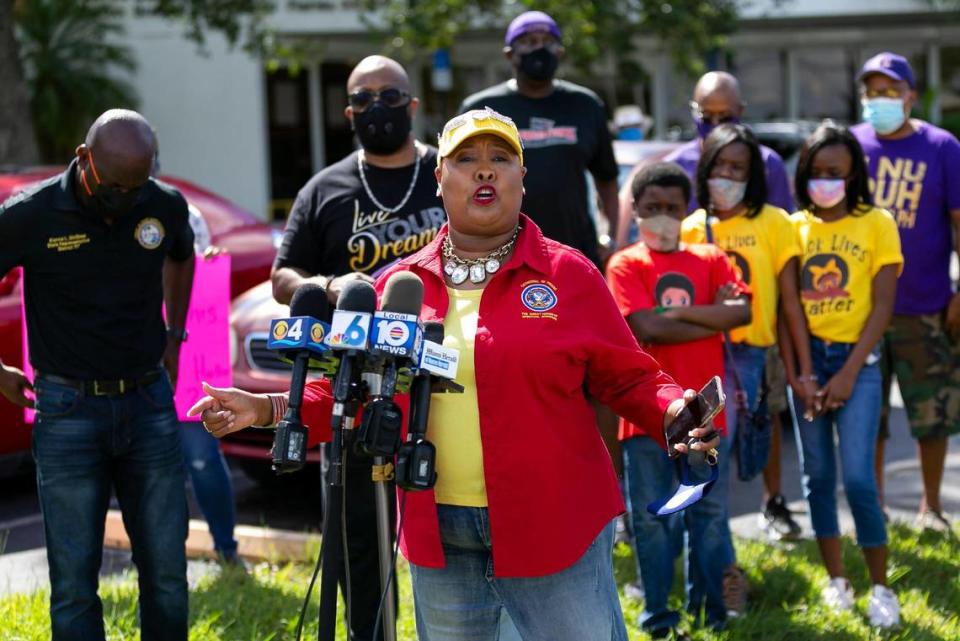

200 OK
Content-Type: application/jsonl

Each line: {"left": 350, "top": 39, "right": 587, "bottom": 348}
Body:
{"left": 301, "top": 216, "right": 682, "bottom": 577}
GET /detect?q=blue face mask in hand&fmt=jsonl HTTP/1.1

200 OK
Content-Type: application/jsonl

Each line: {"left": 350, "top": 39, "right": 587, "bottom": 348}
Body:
{"left": 862, "top": 97, "right": 907, "bottom": 135}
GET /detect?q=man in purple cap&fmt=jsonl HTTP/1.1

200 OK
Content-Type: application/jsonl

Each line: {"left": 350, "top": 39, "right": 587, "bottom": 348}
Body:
{"left": 852, "top": 52, "right": 960, "bottom": 533}
{"left": 458, "top": 10, "right": 620, "bottom": 268}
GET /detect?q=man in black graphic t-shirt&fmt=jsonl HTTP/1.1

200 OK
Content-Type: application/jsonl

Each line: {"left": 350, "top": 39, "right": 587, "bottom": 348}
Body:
{"left": 272, "top": 55, "right": 443, "bottom": 641}
{"left": 459, "top": 10, "right": 619, "bottom": 268}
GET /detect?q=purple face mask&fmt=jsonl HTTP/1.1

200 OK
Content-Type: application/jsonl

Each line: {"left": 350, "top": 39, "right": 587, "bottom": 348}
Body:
{"left": 696, "top": 116, "right": 741, "bottom": 140}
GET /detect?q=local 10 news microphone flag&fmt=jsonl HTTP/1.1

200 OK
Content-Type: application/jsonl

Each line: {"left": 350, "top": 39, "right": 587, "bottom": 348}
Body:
{"left": 266, "top": 282, "right": 334, "bottom": 472}
{"left": 358, "top": 272, "right": 425, "bottom": 458}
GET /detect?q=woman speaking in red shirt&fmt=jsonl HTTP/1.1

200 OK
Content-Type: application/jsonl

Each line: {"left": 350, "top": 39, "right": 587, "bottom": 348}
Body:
{"left": 191, "top": 108, "right": 719, "bottom": 641}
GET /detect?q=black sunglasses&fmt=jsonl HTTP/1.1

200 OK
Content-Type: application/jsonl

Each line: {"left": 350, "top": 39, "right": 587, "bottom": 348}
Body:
{"left": 348, "top": 88, "right": 411, "bottom": 113}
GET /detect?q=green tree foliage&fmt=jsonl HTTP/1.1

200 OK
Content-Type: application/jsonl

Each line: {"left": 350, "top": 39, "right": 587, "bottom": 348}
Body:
{"left": 15, "top": 0, "right": 138, "bottom": 162}
{"left": 358, "top": 0, "right": 740, "bottom": 79}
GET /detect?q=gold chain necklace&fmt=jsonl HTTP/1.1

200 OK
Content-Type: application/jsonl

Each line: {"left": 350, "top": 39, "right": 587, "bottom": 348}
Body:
{"left": 442, "top": 225, "right": 521, "bottom": 285}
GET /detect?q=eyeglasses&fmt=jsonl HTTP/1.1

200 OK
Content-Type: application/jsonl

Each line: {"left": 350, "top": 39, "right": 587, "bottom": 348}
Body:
{"left": 348, "top": 88, "right": 411, "bottom": 113}
{"left": 861, "top": 87, "right": 905, "bottom": 99}
{"left": 689, "top": 101, "right": 738, "bottom": 125}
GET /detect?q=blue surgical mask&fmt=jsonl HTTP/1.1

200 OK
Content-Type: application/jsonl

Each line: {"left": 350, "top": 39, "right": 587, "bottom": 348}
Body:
{"left": 862, "top": 97, "right": 906, "bottom": 135}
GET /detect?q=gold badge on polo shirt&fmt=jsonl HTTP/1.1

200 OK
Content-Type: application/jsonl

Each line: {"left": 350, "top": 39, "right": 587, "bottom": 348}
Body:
{"left": 520, "top": 280, "right": 559, "bottom": 320}
{"left": 135, "top": 217, "right": 165, "bottom": 250}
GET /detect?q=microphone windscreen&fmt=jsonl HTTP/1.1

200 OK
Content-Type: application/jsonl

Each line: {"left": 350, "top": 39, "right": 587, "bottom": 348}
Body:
{"left": 423, "top": 321, "right": 444, "bottom": 344}
{"left": 289, "top": 283, "right": 332, "bottom": 323}
{"left": 381, "top": 271, "right": 424, "bottom": 316}
{"left": 337, "top": 279, "right": 377, "bottom": 314}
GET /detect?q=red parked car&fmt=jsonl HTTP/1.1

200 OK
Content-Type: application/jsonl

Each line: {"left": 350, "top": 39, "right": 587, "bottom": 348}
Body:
{"left": 0, "top": 167, "right": 279, "bottom": 474}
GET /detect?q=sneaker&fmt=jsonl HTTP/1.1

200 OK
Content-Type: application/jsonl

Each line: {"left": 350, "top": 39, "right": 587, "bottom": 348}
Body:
{"left": 624, "top": 580, "right": 645, "bottom": 601}
{"left": 821, "top": 576, "right": 854, "bottom": 612}
{"left": 760, "top": 494, "right": 802, "bottom": 541}
{"left": 867, "top": 584, "right": 900, "bottom": 628}
{"left": 917, "top": 509, "right": 955, "bottom": 535}
{"left": 722, "top": 565, "right": 748, "bottom": 617}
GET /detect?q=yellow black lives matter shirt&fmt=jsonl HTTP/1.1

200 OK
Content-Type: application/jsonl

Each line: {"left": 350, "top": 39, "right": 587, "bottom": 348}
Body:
{"left": 790, "top": 207, "right": 903, "bottom": 344}
{"left": 682, "top": 204, "right": 800, "bottom": 347}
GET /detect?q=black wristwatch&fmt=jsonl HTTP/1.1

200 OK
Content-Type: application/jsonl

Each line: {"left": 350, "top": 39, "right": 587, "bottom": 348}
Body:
{"left": 166, "top": 327, "right": 189, "bottom": 342}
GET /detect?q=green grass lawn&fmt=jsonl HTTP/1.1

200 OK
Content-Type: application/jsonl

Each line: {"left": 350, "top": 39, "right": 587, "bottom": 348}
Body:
{"left": 2, "top": 522, "right": 957, "bottom": 640}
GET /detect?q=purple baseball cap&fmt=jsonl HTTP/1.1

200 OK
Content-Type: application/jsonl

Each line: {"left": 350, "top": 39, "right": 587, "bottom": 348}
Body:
{"left": 859, "top": 52, "right": 915, "bottom": 88}
{"left": 504, "top": 11, "right": 561, "bottom": 45}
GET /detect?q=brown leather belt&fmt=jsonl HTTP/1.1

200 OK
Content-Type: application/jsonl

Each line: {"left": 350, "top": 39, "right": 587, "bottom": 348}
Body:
{"left": 38, "top": 370, "right": 163, "bottom": 396}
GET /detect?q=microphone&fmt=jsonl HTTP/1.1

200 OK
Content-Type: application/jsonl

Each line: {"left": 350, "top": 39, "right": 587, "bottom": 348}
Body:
{"left": 269, "top": 283, "right": 331, "bottom": 473}
{"left": 358, "top": 273, "right": 424, "bottom": 458}
{"left": 396, "top": 321, "right": 445, "bottom": 491}
{"left": 325, "top": 280, "right": 376, "bottom": 486}
{"left": 266, "top": 285, "right": 336, "bottom": 376}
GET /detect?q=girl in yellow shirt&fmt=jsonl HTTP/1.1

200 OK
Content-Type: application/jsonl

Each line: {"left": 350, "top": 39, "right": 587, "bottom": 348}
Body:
{"left": 782, "top": 122, "right": 903, "bottom": 628}
{"left": 682, "top": 124, "right": 815, "bottom": 599}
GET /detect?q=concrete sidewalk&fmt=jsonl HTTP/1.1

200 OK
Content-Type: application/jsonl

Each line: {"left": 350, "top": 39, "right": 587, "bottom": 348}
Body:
{"left": 727, "top": 405, "right": 960, "bottom": 540}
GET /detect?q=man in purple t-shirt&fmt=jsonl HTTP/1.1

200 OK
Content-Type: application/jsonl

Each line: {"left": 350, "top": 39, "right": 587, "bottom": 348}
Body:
{"left": 852, "top": 52, "right": 960, "bottom": 533}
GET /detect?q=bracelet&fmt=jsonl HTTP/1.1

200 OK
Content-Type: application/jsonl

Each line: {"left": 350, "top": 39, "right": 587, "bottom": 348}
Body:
{"left": 796, "top": 374, "right": 818, "bottom": 383}
{"left": 265, "top": 393, "right": 288, "bottom": 427}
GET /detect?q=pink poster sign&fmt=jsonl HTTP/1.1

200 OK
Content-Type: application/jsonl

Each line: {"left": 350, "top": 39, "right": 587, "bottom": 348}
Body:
{"left": 21, "top": 256, "right": 232, "bottom": 422}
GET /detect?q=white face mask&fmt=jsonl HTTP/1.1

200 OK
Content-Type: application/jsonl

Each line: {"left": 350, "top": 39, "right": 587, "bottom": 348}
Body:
{"left": 707, "top": 177, "right": 747, "bottom": 212}
{"left": 638, "top": 214, "right": 681, "bottom": 252}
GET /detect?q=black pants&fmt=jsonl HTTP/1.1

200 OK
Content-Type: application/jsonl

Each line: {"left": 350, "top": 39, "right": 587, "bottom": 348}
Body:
{"left": 322, "top": 443, "right": 397, "bottom": 641}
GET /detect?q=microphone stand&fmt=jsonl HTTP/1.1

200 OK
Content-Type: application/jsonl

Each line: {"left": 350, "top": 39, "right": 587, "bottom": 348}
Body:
{"left": 372, "top": 456, "right": 397, "bottom": 641}
{"left": 318, "top": 355, "right": 362, "bottom": 641}
{"left": 365, "top": 363, "right": 398, "bottom": 641}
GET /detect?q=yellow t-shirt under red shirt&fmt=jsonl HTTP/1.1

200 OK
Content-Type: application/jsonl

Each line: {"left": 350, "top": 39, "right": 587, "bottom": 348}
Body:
{"left": 427, "top": 287, "right": 487, "bottom": 507}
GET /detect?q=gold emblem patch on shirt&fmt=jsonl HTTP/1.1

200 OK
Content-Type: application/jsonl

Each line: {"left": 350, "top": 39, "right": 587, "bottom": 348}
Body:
{"left": 135, "top": 217, "right": 165, "bottom": 250}
{"left": 46, "top": 233, "right": 91, "bottom": 252}
{"left": 520, "top": 280, "right": 559, "bottom": 320}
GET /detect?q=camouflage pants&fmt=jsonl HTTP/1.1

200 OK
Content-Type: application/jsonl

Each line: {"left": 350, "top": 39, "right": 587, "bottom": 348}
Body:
{"left": 880, "top": 313, "right": 960, "bottom": 441}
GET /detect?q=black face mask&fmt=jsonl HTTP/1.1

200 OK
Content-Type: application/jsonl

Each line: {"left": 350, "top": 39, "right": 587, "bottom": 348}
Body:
{"left": 78, "top": 156, "right": 141, "bottom": 219}
{"left": 90, "top": 186, "right": 140, "bottom": 219}
{"left": 518, "top": 47, "right": 559, "bottom": 82}
{"left": 352, "top": 103, "right": 412, "bottom": 155}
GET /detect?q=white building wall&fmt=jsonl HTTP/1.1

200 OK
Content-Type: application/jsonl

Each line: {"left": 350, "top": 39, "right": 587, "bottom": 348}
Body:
{"left": 123, "top": 16, "right": 270, "bottom": 219}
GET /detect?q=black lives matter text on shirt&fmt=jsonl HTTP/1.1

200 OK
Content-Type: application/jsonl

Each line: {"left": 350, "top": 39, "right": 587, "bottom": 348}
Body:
{"left": 275, "top": 146, "right": 446, "bottom": 278}
{"left": 0, "top": 161, "right": 195, "bottom": 379}
{"left": 459, "top": 80, "right": 618, "bottom": 266}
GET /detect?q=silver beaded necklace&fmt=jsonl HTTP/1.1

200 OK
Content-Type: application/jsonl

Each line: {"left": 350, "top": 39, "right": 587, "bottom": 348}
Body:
{"left": 357, "top": 141, "right": 423, "bottom": 214}
{"left": 442, "top": 225, "right": 521, "bottom": 285}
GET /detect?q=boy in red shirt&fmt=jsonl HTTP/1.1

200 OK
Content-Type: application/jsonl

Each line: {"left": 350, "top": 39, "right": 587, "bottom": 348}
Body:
{"left": 607, "top": 162, "right": 750, "bottom": 637}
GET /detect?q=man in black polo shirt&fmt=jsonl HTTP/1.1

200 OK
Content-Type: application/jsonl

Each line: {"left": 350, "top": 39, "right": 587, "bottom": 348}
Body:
{"left": 458, "top": 10, "right": 620, "bottom": 267}
{"left": 272, "top": 55, "right": 444, "bottom": 641}
{"left": 0, "top": 110, "right": 194, "bottom": 641}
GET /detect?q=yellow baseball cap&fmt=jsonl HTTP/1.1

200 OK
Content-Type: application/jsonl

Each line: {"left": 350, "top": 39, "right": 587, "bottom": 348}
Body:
{"left": 437, "top": 107, "right": 524, "bottom": 166}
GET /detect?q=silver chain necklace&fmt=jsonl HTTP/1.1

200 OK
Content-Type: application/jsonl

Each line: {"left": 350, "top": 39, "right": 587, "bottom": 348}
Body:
{"left": 357, "top": 141, "right": 423, "bottom": 214}
{"left": 442, "top": 225, "right": 521, "bottom": 285}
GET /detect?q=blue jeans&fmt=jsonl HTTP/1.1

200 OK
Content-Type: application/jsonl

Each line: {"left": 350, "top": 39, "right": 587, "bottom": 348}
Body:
{"left": 721, "top": 343, "right": 768, "bottom": 565}
{"left": 623, "top": 437, "right": 727, "bottom": 632}
{"left": 180, "top": 421, "right": 237, "bottom": 556}
{"left": 32, "top": 373, "right": 188, "bottom": 641}
{"left": 409, "top": 505, "right": 627, "bottom": 641}
{"left": 789, "top": 337, "right": 887, "bottom": 547}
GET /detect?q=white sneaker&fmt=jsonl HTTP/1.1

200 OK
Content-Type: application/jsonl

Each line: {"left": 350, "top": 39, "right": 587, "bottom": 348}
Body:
{"left": 867, "top": 584, "right": 901, "bottom": 628}
{"left": 821, "top": 577, "right": 854, "bottom": 612}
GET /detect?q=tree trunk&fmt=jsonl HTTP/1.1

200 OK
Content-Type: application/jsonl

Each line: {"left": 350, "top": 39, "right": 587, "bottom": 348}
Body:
{"left": 0, "top": 0, "right": 40, "bottom": 166}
